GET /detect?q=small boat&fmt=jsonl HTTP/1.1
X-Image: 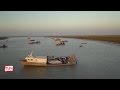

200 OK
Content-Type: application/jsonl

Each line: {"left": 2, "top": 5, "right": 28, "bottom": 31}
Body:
{"left": 30, "top": 40, "right": 35, "bottom": 41}
{"left": 79, "top": 45, "right": 82, "bottom": 47}
{"left": 60, "top": 40, "right": 68, "bottom": 42}
{"left": 27, "top": 37, "right": 31, "bottom": 39}
{"left": 28, "top": 37, "right": 40, "bottom": 44}
{"left": 54, "top": 38, "right": 61, "bottom": 41}
{"left": 56, "top": 41, "right": 65, "bottom": 46}
{"left": 20, "top": 51, "right": 77, "bottom": 66}
{"left": 29, "top": 41, "right": 40, "bottom": 44}
{"left": 63, "top": 40, "right": 68, "bottom": 42}
{"left": 28, "top": 37, "right": 35, "bottom": 41}
{"left": 0, "top": 44, "right": 7, "bottom": 48}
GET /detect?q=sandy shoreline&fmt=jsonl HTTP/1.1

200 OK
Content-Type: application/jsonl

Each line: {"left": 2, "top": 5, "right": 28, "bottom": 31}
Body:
{"left": 47, "top": 35, "right": 120, "bottom": 44}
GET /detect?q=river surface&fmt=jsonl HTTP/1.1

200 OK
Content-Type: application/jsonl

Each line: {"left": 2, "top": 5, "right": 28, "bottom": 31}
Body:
{"left": 0, "top": 37, "right": 120, "bottom": 79}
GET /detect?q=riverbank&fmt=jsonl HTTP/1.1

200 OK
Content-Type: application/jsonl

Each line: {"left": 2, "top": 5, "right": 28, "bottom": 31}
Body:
{"left": 48, "top": 35, "right": 120, "bottom": 44}
{"left": 0, "top": 37, "right": 8, "bottom": 40}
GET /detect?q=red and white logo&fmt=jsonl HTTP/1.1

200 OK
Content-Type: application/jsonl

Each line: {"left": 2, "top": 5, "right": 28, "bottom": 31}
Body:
{"left": 5, "top": 66, "right": 13, "bottom": 72}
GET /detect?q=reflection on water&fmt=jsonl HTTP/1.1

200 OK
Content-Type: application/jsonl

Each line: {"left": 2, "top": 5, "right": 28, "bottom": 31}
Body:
{"left": 0, "top": 37, "right": 120, "bottom": 79}
{"left": 20, "top": 65, "right": 77, "bottom": 79}
{"left": 20, "top": 66, "right": 48, "bottom": 79}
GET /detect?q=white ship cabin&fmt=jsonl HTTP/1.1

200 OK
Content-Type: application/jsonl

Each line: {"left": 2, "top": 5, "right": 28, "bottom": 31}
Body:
{"left": 25, "top": 52, "right": 47, "bottom": 64}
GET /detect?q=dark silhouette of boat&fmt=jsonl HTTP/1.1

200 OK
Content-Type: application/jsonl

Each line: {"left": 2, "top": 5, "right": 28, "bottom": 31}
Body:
{"left": 0, "top": 44, "right": 7, "bottom": 48}
{"left": 79, "top": 45, "right": 82, "bottom": 47}
{"left": 29, "top": 41, "right": 40, "bottom": 44}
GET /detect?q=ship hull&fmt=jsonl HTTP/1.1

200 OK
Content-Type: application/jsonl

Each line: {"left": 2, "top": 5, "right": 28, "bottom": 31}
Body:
{"left": 20, "top": 60, "right": 76, "bottom": 67}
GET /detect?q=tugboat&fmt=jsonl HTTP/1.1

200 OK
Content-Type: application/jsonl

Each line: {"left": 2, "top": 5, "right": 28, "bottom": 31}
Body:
{"left": 0, "top": 44, "right": 7, "bottom": 48}
{"left": 20, "top": 51, "right": 77, "bottom": 66}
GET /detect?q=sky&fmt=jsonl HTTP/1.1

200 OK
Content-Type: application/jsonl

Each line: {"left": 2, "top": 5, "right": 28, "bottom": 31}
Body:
{"left": 0, "top": 11, "right": 120, "bottom": 36}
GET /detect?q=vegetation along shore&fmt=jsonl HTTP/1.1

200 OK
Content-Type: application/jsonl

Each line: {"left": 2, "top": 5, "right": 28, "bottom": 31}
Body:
{"left": 47, "top": 35, "right": 120, "bottom": 44}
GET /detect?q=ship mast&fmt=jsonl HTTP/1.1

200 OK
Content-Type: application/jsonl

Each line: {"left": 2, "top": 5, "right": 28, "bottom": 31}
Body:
{"left": 30, "top": 51, "right": 33, "bottom": 56}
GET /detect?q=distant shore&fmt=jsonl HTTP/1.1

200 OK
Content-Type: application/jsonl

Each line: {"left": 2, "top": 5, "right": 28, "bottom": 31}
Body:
{"left": 0, "top": 37, "right": 8, "bottom": 40}
{"left": 1, "top": 35, "right": 120, "bottom": 44}
{"left": 47, "top": 35, "right": 120, "bottom": 44}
